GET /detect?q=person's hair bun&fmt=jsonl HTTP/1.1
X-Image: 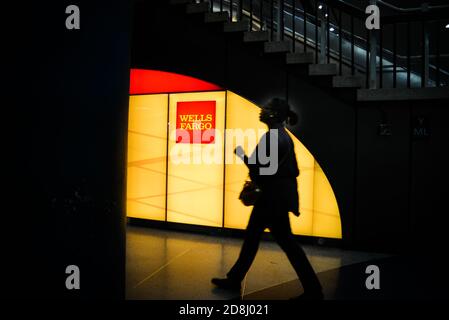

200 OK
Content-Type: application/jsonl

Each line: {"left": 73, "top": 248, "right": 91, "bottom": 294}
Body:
{"left": 287, "top": 110, "right": 298, "bottom": 125}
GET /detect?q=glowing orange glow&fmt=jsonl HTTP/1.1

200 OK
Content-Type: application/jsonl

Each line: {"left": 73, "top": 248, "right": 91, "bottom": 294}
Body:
{"left": 129, "top": 69, "right": 222, "bottom": 95}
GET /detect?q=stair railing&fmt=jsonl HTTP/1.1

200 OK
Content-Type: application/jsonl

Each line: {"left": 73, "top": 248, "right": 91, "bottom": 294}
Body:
{"left": 201, "top": 0, "right": 449, "bottom": 89}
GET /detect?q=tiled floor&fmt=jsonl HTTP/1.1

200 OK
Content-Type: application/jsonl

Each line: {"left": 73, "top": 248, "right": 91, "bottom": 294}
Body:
{"left": 126, "top": 226, "right": 390, "bottom": 300}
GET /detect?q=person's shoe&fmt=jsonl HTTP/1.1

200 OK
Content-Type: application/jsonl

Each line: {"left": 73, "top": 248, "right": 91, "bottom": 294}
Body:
{"left": 290, "top": 290, "right": 324, "bottom": 301}
{"left": 211, "top": 277, "right": 241, "bottom": 291}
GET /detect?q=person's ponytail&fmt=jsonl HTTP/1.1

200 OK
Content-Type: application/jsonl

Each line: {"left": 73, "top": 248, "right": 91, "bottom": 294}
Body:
{"left": 287, "top": 110, "right": 298, "bottom": 126}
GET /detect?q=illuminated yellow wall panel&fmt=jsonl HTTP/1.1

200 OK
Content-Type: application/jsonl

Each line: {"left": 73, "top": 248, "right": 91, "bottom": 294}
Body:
{"left": 224, "top": 91, "right": 267, "bottom": 229}
{"left": 127, "top": 94, "right": 168, "bottom": 221}
{"left": 288, "top": 131, "right": 315, "bottom": 237}
{"left": 312, "top": 163, "right": 342, "bottom": 238}
{"left": 166, "top": 92, "right": 226, "bottom": 227}
{"left": 126, "top": 86, "right": 342, "bottom": 239}
{"left": 223, "top": 91, "right": 342, "bottom": 239}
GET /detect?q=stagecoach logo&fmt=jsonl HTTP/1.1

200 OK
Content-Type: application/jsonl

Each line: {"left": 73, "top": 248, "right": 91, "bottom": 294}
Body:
{"left": 176, "top": 101, "right": 216, "bottom": 144}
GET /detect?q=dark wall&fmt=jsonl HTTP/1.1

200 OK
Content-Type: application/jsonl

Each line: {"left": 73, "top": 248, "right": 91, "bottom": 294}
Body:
{"left": 409, "top": 102, "right": 449, "bottom": 253}
{"left": 6, "top": 1, "right": 130, "bottom": 298}
{"left": 354, "top": 101, "right": 449, "bottom": 252}
{"left": 355, "top": 103, "right": 411, "bottom": 250}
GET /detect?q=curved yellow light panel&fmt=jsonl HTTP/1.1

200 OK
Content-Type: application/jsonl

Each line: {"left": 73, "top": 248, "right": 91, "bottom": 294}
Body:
{"left": 224, "top": 92, "right": 266, "bottom": 230}
{"left": 126, "top": 89, "right": 342, "bottom": 239}
{"left": 224, "top": 91, "right": 342, "bottom": 239}
{"left": 311, "top": 162, "right": 342, "bottom": 238}
{"left": 127, "top": 94, "right": 168, "bottom": 221}
{"left": 287, "top": 131, "right": 315, "bottom": 236}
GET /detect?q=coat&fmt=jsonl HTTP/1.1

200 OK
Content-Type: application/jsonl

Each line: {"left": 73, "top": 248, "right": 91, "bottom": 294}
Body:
{"left": 245, "top": 127, "right": 300, "bottom": 216}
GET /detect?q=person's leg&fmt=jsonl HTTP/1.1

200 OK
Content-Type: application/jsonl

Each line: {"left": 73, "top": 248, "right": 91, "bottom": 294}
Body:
{"left": 269, "top": 213, "right": 322, "bottom": 294}
{"left": 226, "top": 206, "right": 266, "bottom": 281}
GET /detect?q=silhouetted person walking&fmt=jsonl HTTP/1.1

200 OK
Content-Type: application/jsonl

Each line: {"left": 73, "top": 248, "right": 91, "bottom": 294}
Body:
{"left": 212, "top": 98, "right": 323, "bottom": 300}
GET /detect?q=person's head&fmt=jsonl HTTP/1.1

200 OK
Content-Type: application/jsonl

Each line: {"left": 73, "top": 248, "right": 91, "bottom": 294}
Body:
{"left": 259, "top": 98, "right": 298, "bottom": 127}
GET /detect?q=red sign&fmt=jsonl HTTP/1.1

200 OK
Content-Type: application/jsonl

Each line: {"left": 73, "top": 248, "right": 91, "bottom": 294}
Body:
{"left": 176, "top": 101, "right": 216, "bottom": 144}
{"left": 129, "top": 69, "right": 222, "bottom": 95}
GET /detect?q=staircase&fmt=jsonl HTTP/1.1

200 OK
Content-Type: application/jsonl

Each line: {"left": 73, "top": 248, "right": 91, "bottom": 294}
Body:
{"left": 171, "top": 0, "right": 449, "bottom": 102}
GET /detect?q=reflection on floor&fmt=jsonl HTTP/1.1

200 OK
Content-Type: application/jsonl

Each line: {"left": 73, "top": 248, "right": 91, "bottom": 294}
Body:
{"left": 126, "top": 226, "right": 390, "bottom": 300}
{"left": 245, "top": 255, "right": 449, "bottom": 300}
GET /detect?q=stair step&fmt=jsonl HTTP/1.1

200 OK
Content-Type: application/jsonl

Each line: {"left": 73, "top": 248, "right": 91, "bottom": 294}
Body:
{"left": 186, "top": 2, "right": 209, "bottom": 14}
{"left": 244, "top": 31, "right": 269, "bottom": 43}
{"left": 204, "top": 11, "right": 229, "bottom": 23}
{"left": 223, "top": 21, "right": 249, "bottom": 33}
{"left": 170, "top": 0, "right": 193, "bottom": 4}
{"left": 286, "top": 52, "right": 314, "bottom": 64}
{"left": 264, "top": 41, "right": 291, "bottom": 54}
{"left": 332, "top": 75, "right": 363, "bottom": 88}
{"left": 308, "top": 64, "right": 338, "bottom": 76}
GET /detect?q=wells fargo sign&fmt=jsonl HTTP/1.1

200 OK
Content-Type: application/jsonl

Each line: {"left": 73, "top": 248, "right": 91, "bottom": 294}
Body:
{"left": 176, "top": 101, "right": 216, "bottom": 144}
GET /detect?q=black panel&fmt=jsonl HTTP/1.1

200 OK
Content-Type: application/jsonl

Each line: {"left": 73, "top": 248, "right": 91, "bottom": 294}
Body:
{"left": 355, "top": 102, "right": 411, "bottom": 251}
{"left": 409, "top": 102, "right": 449, "bottom": 253}
{"left": 6, "top": 1, "right": 130, "bottom": 298}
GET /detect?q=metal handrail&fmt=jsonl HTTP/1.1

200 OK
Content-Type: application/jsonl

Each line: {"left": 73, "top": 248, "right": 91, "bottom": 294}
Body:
{"left": 377, "top": 0, "right": 449, "bottom": 13}
{"left": 210, "top": 0, "right": 448, "bottom": 88}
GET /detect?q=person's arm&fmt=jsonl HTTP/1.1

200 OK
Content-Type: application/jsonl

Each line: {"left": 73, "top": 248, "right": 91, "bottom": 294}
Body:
{"left": 234, "top": 145, "right": 259, "bottom": 181}
{"left": 235, "top": 132, "right": 271, "bottom": 180}
{"left": 234, "top": 146, "right": 248, "bottom": 164}
{"left": 234, "top": 145, "right": 261, "bottom": 169}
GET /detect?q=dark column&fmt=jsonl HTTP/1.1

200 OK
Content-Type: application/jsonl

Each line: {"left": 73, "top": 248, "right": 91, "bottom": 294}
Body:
{"left": 5, "top": 1, "right": 130, "bottom": 298}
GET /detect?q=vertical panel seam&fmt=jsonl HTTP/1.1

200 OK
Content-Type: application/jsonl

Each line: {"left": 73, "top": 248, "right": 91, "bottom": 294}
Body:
{"left": 222, "top": 91, "right": 228, "bottom": 228}
{"left": 165, "top": 94, "right": 170, "bottom": 222}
